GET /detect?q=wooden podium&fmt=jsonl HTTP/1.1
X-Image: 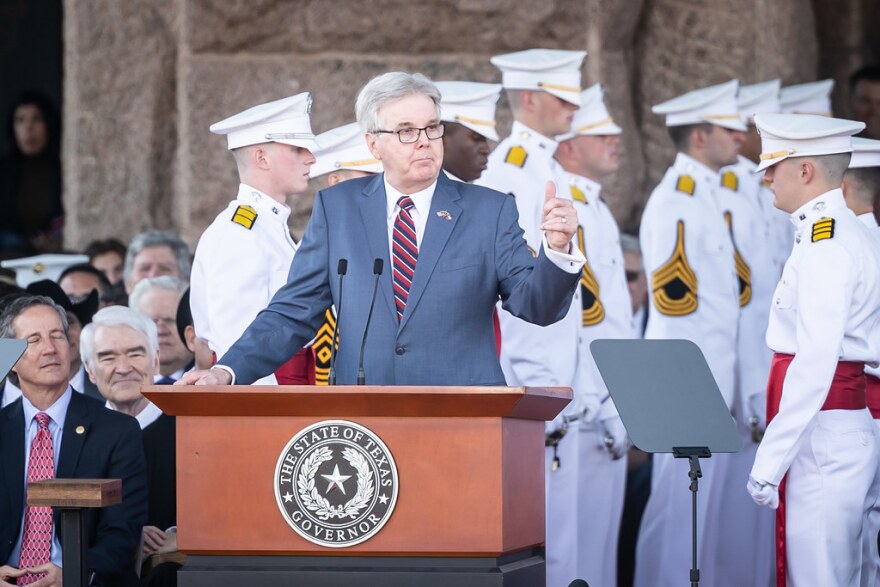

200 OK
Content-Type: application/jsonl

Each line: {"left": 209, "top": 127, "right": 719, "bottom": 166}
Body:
{"left": 144, "top": 385, "right": 570, "bottom": 587}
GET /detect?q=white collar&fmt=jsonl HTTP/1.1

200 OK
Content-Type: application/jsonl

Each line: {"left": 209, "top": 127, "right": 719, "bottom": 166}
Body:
{"left": 561, "top": 170, "right": 603, "bottom": 204}
{"left": 858, "top": 212, "right": 879, "bottom": 230}
{"left": 105, "top": 399, "right": 163, "bottom": 430}
{"left": 21, "top": 385, "right": 73, "bottom": 431}
{"left": 673, "top": 152, "right": 721, "bottom": 186}
{"left": 237, "top": 183, "right": 291, "bottom": 224}
{"left": 509, "top": 121, "right": 559, "bottom": 158}
{"left": 384, "top": 176, "right": 437, "bottom": 220}
{"left": 789, "top": 188, "right": 847, "bottom": 229}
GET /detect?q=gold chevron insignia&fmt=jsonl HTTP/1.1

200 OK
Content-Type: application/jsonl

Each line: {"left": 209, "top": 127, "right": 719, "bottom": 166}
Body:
{"left": 652, "top": 220, "right": 698, "bottom": 316}
{"left": 570, "top": 184, "right": 587, "bottom": 204}
{"left": 724, "top": 211, "right": 752, "bottom": 307}
{"left": 676, "top": 175, "right": 696, "bottom": 196}
{"left": 577, "top": 226, "right": 605, "bottom": 326}
{"left": 811, "top": 217, "right": 835, "bottom": 242}
{"left": 231, "top": 205, "right": 257, "bottom": 229}
{"left": 504, "top": 145, "right": 528, "bottom": 168}
{"left": 313, "top": 308, "right": 337, "bottom": 386}
{"left": 721, "top": 171, "right": 739, "bottom": 192}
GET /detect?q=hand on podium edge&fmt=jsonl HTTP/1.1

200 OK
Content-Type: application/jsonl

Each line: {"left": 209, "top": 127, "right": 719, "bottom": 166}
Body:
{"left": 540, "top": 181, "right": 577, "bottom": 253}
{"left": 747, "top": 476, "right": 779, "bottom": 509}
{"left": 174, "top": 366, "right": 232, "bottom": 386}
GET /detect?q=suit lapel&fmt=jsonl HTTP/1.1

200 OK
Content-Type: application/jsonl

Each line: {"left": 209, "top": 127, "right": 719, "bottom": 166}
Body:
{"left": 359, "top": 175, "right": 397, "bottom": 321}
{"left": 399, "top": 176, "right": 462, "bottom": 331}
{"left": 1, "top": 400, "right": 25, "bottom": 525}
{"left": 57, "top": 392, "right": 91, "bottom": 479}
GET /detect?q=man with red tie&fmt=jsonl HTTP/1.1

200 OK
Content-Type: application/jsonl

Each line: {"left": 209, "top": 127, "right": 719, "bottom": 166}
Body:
{"left": 0, "top": 295, "right": 147, "bottom": 586}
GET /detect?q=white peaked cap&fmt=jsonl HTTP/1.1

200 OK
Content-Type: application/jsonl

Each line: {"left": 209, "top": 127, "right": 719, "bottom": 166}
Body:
{"left": 209, "top": 92, "right": 317, "bottom": 151}
{"left": 779, "top": 79, "right": 834, "bottom": 115}
{"left": 309, "top": 123, "right": 383, "bottom": 178}
{"left": 737, "top": 79, "right": 782, "bottom": 122}
{"left": 435, "top": 81, "right": 502, "bottom": 141}
{"left": 652, "top": 79, "right": 747, "bottom": 131}
{"left": 753, "top": 113, "right": 864, "bottom": 172}
{"left": 490, "top": 48, "right": 587, "bottom": 105}
{"left": 849, "top": 137, "right": 880, "bottom": 169}
{"left": 1, "top": 254, "right": 90, "bottom": 287}
{"left": 557, "top": 83, "right": 622, "bottom": 141}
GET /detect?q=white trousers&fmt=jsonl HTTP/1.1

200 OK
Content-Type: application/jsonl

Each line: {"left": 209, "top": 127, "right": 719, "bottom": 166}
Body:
{"left": 861, "top": 419, "right": 880, "bottom": 587}
{"left": 707, "top": 425, "right": 774, "bottom": 587}
{"left": 545, "top": 421, "right": 627, "bottom": 587}
{"left": 785, "top": 410, "right": 877, "bottom": 587}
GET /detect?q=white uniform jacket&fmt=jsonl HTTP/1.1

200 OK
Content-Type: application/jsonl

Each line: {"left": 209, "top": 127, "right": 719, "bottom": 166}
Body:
{"left": 639, "top": 153, "right": 740, "bottom": 407}
{"left": 190, "top": 184, "right": 298, "bottom": 385}
{"left": 752, "top": 189, "right": 880, "bottom": 486}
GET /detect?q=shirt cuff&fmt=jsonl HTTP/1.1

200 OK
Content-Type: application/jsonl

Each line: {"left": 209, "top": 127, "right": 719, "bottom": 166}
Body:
{"left": 212, "top": 364, "right": 236, "bottom": 385}
{"left": 542, "top": 234, "right": 585, "bottom": 274}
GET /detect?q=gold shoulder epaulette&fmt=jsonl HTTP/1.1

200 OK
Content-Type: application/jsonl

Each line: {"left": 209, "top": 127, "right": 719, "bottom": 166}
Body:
{"left": 811, "top": 217, "right": 835, "bottom": 242}
{"left": 721, "top": 170, "right": 739, "bottom": 191}
{"left": 675, "top": 175, "right": 696, "bottom": 196}
{"left": 570, "top": 184, "right": 587, "bottom": 204}
{"left": 505, "top": 145, "right": 528, "bottom": 168}
{"left": 231, "top": 205, "right": 257, "bottom": 230}
{"left": 651, "top": 220, "right": 698, "bottom": 316}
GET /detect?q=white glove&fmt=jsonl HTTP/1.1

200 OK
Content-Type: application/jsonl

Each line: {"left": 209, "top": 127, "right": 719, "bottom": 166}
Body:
{"left": 600, "top": 415, "right": 629, "bottom": 460}
{"left": 747, "top": 476, "right": 779, "bottom": 509}
{"left": 579, "top": 394, "right": 603, "bottom": 425}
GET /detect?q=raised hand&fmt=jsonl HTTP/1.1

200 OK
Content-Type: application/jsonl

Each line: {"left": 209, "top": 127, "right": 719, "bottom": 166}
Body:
{"left": 540, "top": 180, "right": 577, "bottom": 253}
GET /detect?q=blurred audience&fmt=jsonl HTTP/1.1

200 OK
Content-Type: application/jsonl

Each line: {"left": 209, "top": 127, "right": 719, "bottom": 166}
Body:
{"left": 124, "top": 230, "right": 191, "bottom": 295}
{"left": 59, "top": 263, "right": 116, "bottom": 307}
{"left": 851, "top": 65, "right": 880, "bottom": 140}
{"left": 0, "top": 92, "right": 64, "bottom": 255}
{"left": 129, "top": 276, "right": 194, "bottom": 383}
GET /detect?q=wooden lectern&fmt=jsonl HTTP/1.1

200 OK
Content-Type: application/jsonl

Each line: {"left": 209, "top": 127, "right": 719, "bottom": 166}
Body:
{"left": 144, "top": 385, "right": 570, "bottom": 587}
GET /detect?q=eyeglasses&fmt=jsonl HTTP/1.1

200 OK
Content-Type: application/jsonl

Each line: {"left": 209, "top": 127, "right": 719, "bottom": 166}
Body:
{"left": 373, "top": 123, "right": 444, "bottom": 144}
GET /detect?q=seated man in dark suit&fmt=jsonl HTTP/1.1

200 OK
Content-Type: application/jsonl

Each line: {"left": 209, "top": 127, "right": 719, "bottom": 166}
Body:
{"left": 180, "top": 71, "right": 585, "bottom": 388}
{"left": 79, "top": 305, "right": 179, "bottom": 585}
{"left": 0, "top": 295, "right": 147, "bottom": 587}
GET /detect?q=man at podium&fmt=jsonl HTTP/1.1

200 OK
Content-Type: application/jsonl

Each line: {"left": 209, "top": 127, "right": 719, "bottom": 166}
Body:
{"left": 178, "top": 72, "right": 584, "bottom": 388}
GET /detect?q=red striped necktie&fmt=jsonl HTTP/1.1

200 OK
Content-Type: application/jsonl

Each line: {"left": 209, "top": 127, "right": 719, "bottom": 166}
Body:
{"left": 392, "top": 195, "right": 419, "bottom": 321}
{"left": 18, "top": 412, "right": 55, "bottom": 585}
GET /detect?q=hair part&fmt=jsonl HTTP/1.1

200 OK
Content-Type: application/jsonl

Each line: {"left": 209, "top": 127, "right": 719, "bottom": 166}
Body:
{"left": 0, "top": 295, "right": 69, "bottom": 340}
{"left": 355, "top": 72, "right": 441, "bottom": 133}
{"left": 80, "top": 305, "right": 159, "bottom": 369}
{"left": 123, "top": 230, "right": 191, "bottom": 283}
{"left": 128, "top": 275, "right": 189, "bottom": 313}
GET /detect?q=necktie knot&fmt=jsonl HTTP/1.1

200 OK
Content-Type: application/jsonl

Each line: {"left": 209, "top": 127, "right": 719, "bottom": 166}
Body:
{"left": 34, "top": 412, "right": 51, "bottom": 431}
{"left": 397, "top": 196, "right": 415, "bottom": 213}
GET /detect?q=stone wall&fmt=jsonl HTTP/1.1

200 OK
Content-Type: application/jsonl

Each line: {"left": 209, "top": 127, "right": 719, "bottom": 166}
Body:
{"left": 62, "top": 0, "right": 880, "bottom": 249}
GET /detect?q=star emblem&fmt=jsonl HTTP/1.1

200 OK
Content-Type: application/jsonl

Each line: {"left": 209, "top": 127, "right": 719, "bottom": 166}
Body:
{"left": 321, "top": 464, "right": 352, "bottom": 495}
{"left": 378, "top": 493, "right": 389, "bottom": 505}
{"left": 283, "top": 492, "right": 294, "bottom": 503}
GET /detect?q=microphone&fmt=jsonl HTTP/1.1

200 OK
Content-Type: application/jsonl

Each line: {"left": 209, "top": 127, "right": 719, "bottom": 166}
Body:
{"left": 567, "top": 581, "right": 589, "bottom": 587}
{"left": 327, "top": 258, "right": 347, "bottom": 385}
{"left": 357, "top": 258, "right": 383, "bottom": 385}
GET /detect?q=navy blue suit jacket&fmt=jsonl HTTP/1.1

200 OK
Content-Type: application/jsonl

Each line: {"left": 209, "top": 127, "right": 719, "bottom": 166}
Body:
{"left": 0, "top": 390, "right": 148, "bottom": 587}
{"left": 220, "top": 172, "right": 579, "bottom": 385}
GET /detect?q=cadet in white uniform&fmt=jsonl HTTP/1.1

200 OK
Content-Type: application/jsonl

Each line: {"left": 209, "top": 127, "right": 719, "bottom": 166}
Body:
{"left": 190, "top": 93, "right": 317, "bottom": 385}
{"left": 476, "top": 48, "right": 589, "bottom": 587}
{"left": 635, "top": 81, "right": 744, "bottom": 587}
{"left": 553, "top": 83, "right": 633, "bottom": 587}
{"left": 842, "top": 137, "right": 880, "bottom": 587}
{"left": 308, "top": 122, "right": 383, "bottom": 384}
{"left": 747, "top": 114, "right": 880, "bottom": 587}
{"left": 435, "top": 81, "right": 501, "bottom": 183}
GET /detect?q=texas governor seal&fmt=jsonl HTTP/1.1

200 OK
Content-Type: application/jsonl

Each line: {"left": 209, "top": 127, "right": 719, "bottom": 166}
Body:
{"left": 274, "top": 420, "right": 399, "bottom": 548}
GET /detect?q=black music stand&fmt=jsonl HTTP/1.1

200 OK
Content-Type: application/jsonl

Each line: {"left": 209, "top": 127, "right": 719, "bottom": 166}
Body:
{"left": 590, "top": 339, "right": 741, "bottom": 587}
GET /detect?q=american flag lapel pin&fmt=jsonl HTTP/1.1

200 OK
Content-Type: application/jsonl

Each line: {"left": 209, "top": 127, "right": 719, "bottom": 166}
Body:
{"left": 437, "top": 210, "right": 452, "bottom": 221}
